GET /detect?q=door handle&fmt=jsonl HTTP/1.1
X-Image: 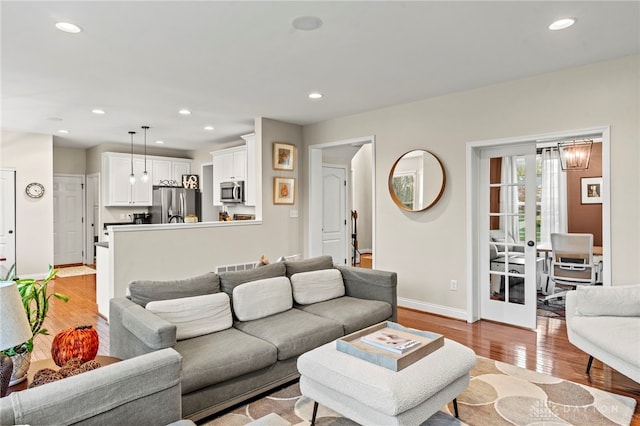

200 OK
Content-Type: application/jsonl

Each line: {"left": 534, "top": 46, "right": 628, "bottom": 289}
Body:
{"left": 527, "top": 240, "right": 535, "bottom": 247}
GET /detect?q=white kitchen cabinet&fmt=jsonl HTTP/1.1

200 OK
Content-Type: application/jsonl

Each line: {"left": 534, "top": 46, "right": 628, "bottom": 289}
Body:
{"left": 211, "top": 146, "right": 246, "bottom": 206}
{"left": 102, "top": 153, "right": 152, "bottom": 206}
{"left": 152, "top": 158, "right": 192, "bottom": 186}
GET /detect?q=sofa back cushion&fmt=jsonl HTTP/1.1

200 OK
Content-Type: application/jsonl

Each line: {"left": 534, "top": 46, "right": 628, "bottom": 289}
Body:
{"left": 284, "top": 255, "right": 334, "bottom": 278}
{"left": 576, "top": 285, "right": 640, "bottom": 317}
{"left": 146, "top": 293, "right": 232, "bottom": 340}
{"left": 232, "top": 276, "right": 293, "bottom": 321}
{"left": 220, "top": 262, "right": 286, "bottom": 299}
{"left": 129, "top": 272, "right": 220, "bottom": 307}
{"left": 291, "top": 268, "right": 345, "bottom": 305}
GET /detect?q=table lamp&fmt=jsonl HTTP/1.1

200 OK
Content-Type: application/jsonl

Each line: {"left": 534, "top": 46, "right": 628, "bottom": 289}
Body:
{"left": 0, "top": 280, "right": 33, "bottom": 397}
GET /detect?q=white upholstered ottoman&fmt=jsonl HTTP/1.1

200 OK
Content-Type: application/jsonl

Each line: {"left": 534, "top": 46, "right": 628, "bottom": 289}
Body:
{"left": 297, "top": 338, "right": 476, "bottom": 426}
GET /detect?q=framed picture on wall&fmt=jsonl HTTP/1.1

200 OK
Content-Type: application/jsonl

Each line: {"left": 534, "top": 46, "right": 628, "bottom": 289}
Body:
{"left": 581, "top": 177, "right": 602, "bottom": 204}
{"left": 273, "top": 142, "right": 295, "bottom": 171}
{"left": 274, "top": 177, "right": 295, "bottom": 204}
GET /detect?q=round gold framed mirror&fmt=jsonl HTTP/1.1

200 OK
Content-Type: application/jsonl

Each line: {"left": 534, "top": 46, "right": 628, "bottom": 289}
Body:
{"left": 388, "top": 150, "right": 445, "bottom": 212}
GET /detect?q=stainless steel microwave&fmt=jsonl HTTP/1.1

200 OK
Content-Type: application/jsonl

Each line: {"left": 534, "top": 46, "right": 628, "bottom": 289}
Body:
{"left": 220, "top": 181, "right": 244, "bottom": 203}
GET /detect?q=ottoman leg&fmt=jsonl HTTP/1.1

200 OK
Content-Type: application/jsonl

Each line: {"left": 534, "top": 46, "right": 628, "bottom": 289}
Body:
{"left": 311, "top": 401, "right": 319, "bottom": 425}
{"left": 453, "top": 398, "right": 459, "bottom": 418}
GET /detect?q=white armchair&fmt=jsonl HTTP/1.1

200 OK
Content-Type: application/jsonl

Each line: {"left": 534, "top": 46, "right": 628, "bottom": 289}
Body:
{"left": 565, "top": 285, "right": 640, "bottom": 383}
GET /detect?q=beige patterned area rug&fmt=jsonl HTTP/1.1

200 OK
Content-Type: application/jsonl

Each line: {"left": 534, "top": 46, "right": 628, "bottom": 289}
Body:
{"left": 205, "top": 357, "right": 636, "bottom": 426}
{"left": 55, "top": 266, "right": 96, "bottom": 277}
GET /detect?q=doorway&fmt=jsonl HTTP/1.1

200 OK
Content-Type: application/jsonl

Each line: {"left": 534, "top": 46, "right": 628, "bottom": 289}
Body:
{"left": 0, "top": 169, "right": 16, "bottom": 277}
{"left": 467, "top": 127, "right": 611, "bottom": 326}
{"left": 85, "top": 173, "right": 100, "bottom": 265}
{"left": 308, "top": 136, "right": 375, "bottom": 267}
{"left": 54, "top": 174, "right": 85, "bottom": 266}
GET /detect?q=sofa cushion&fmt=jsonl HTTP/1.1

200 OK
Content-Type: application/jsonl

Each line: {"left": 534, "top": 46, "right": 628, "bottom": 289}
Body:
{"left": 175, "top": 327, "right": 277, "bottom": 394}
{"left": 220, "top": 262, "right": 286, "bottom": 299}
{"left": 146, "top": 293, "right": 232, "bottom": 340}
{"left": 284, "top": 255, "right": 334, "bottom": 278}
{"left": 296, "top": 296, "right": 392, "bottom": 334}
{"left": 290, "top": 269, "right": 345, "bottom": 305}
{"left": 575, "top": 285, "right": 640, "bottom": 317}
{"left": 234, "top": 309, "right": 343, "bottom": 361}
{"left": 129, "top": 272, "right": 220, "bottom": 307}
{"left": 232, "top": 277, "right": 293, "bottom": 321}
{"left": 570, "top": 316, "right": 640, "bottom": 368}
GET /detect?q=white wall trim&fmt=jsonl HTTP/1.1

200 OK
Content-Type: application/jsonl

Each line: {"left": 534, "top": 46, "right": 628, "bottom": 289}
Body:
{"left": 466, "top": 125, "right": 611, "bottom": 324}
{"left": 398, "top": 297, "right": 468, "bottom": 321}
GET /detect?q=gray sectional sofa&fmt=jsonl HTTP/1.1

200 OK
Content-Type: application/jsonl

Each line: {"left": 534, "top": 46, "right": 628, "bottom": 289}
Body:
{"left": 109, "top": 256, "right": 397, "bottom": 422}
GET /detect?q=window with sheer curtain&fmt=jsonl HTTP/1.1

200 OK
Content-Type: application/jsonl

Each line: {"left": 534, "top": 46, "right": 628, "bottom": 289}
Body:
{"left": 540, "top": 148, "right": 567, "bottom": 244}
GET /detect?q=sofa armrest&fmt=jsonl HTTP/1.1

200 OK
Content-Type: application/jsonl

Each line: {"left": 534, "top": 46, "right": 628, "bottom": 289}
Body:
{"left": 335, "top": 265, "right": 398, "bottom": 321}
{"left": 1, "top": 348, "right": 183, "bottom": 426}
{"left": 110, "top": 297, "right": 177, "bottom": 360}
{"left": 571, "top": 285, "right": 640, "bottom": 317}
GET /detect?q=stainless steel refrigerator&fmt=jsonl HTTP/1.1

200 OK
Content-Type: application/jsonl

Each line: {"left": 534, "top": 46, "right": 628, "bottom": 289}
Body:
{"left": 151, "top": 186, "right": 201, "bottom": 224}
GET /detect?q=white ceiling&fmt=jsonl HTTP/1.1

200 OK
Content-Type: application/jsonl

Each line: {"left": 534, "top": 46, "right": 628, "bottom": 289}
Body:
{"left": 2, "top": 1, "right": 638, "bottom": 151}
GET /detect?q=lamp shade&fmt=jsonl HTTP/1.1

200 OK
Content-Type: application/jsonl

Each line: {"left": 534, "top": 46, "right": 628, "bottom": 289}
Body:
{"left": 0, "top": 281, "right": 32, "bottom": 352}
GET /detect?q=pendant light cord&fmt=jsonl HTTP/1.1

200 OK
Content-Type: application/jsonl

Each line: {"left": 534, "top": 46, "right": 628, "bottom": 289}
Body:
{"left": 142, "top": 126, "right": 149, "bottom": 173}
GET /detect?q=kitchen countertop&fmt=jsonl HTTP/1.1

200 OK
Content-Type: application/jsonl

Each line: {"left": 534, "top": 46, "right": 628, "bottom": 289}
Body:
{"left": 106, "top": 219, "right": 262, "bottom": 233}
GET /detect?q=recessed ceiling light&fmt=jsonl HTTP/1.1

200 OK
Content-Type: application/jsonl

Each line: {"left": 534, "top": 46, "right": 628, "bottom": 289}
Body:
{"left": 292, "top": 16, "right": 323, "bottom": 31}
{"left": 91, "top": 109, "right": 105, "bottom": 115}
{"left": 58, "top": 129, "right": 70, "bottom": 134}
{"left": 178, "top": 109, "right": 191, "bottom": 115}
{"left": 549, "top": 18, "right": 576, "bottom": 30}
{"left": 308, "top": 92, "right": 323, "bottom": 100}
{"left": 55, "top": 22, "right": 82, "bottom": 33}
{"left": 204, "top": 126, "right": 215, "bottom": 131}
{"left": 155, "top": 140, "right": 164, "bottom": 144}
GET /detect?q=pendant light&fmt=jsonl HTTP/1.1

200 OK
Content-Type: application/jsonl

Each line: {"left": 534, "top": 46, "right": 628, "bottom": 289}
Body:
{"left": 558, "top": 139, "right": 593, "bottom": 171}
{"left": 141, "top": 126, "right": 149, "bottom": 182}
{"left": 128, "top": 131, "right": 136, "bottom": 185}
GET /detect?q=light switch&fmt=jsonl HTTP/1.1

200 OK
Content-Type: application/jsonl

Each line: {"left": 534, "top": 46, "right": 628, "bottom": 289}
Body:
{"left": 290, "top": 210, "right": 298, "bottom": 218}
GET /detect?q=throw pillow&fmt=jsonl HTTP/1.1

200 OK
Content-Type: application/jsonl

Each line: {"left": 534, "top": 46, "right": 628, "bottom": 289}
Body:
{"left": 284, "top": 255, "right": 333, "bottom": 278}
{"left": 232, "top": 276, "right": 293, "bottom": 321}
{"left": 146, "top": 293, "right": 232, "bottom": 340}
{"left": 220, "top": 262, "right": 286, "bottom": 298}
{"left": 129, "top": 272, "right": 220, "bottom": 307}
{"left": 290, "top": 268, "right": 345, "bottom": 305}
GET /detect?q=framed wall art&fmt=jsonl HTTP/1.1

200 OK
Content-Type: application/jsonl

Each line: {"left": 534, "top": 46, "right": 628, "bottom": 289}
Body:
{"left": 273, "top": 142, "right": 295, "bottom": 171}
{"left": 581, "top": 177, "right": 602, "bottom": 204}
{"left": 274, "top": 177, "right": 295, "bottom": 205}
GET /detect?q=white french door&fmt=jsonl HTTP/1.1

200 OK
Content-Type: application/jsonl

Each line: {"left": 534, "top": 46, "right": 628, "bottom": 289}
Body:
{"left": 480, "top": 144, "right": 537, "bottom": 329}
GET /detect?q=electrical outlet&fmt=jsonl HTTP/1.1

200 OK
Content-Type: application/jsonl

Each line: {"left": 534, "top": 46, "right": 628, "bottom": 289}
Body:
{"left": 450, "top": 280, "right": 458, "bottom": 291}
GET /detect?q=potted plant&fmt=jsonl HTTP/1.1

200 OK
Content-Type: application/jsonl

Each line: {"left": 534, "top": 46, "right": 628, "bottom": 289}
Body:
{"left": 1, "top": 265, "right": 68, "bottom": 385}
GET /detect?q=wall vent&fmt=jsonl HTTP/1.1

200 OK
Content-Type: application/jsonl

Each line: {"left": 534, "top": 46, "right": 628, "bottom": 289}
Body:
{"left": 216, "top": 262, "right": 258, "bottom": 273}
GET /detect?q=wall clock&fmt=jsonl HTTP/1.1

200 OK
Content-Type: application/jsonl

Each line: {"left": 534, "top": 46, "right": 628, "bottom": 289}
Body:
{"left": 26, "top": 182, "right": 45, "bottom": 198}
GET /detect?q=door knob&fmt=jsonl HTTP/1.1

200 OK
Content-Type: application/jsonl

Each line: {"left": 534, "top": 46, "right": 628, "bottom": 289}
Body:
{"left": 527, "top": 240, "right": 535, "bottom": 247}
{"left": 8, "top": 230, "right": 13, "bottom": 234}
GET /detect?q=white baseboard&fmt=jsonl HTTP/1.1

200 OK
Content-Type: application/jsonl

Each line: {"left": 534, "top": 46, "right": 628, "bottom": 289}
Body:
{"left": 398, "top": 297, "right": 468, "bottom": 321}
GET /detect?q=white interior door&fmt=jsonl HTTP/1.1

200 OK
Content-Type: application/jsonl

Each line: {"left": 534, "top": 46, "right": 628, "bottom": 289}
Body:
{"left": 322, "top": 166, "right": 347, "bottom": 265}
{"left": 0, "top": 170, "right": 16, "bottom": 277}
{"left": 480, "top": 144, "right": 538, "bottom": 329}
{"left": 54, "top": 175, "right": 84, "bottom": 265}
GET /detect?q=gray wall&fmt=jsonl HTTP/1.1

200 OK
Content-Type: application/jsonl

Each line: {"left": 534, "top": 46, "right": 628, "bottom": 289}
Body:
{"left": 302, "top": 55, "right": 640, "bottom": 315}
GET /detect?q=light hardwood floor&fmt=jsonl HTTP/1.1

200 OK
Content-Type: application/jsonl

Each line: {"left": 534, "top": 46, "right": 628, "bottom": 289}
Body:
{"left": 40, "top": 273, "right": 639, "bottom": 424}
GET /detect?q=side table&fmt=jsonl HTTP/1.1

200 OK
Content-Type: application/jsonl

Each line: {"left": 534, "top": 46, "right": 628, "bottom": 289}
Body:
{"left": 5, "top": 355, "right": 120, "bottom": 396}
